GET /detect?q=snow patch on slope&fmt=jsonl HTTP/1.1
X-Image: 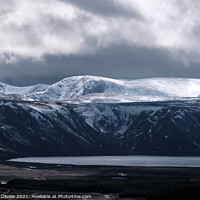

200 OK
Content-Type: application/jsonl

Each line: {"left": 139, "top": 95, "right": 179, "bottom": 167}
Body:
{"left": 75, "top": 104, "right": 162, "bottom": 134}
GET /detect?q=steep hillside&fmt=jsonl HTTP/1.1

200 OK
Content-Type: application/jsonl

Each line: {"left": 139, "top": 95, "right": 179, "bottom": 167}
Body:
{"left": 1, "top": 100, "right": 200, "bottom": 159}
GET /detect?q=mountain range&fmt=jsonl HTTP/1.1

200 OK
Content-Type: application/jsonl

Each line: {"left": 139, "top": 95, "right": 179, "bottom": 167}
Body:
{"left": 1, "top": 76, "right": 200, "bottom": 159}
{"left": 2, "top": 75, "right": 200, "bottom": 102}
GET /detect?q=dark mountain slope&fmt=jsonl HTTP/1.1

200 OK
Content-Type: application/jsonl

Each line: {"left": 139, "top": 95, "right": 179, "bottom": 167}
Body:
{"left": 0, "top": 100, "right": 200, "bottom": 159}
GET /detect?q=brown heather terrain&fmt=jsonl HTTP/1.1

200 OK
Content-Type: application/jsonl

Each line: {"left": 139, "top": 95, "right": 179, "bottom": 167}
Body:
{"left": 1, "top": 161, "right": 200, "bottom": 199}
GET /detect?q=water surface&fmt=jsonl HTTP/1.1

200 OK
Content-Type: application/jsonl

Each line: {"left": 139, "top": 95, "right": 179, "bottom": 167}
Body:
{"left": 9, "top": 155, "right": 200, "bottom": 167}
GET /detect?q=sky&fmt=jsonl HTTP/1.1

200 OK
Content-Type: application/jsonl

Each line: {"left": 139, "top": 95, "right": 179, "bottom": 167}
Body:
{"left": 1, "top": 0, "right": 200, "bottom": 86}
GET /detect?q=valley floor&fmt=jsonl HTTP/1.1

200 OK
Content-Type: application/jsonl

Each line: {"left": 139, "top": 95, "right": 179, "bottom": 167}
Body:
{"left": 0, "top": 162, "right": 200, "bottom": 200}
{"left": 0, "top": 162, "right": 200, "bottom": 199}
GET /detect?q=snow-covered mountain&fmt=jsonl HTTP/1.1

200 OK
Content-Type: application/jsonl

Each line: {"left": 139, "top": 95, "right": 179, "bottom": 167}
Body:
{"left": 25, "top": 76, "right": 200, "bottom": 102}
{"left": 1, "top": 76, "right": 200, "bottom": 102}
{"left": 1, "top": 76, "right": 200, "bottom": 159}
{"left": 0, "top": 82, "right": 48, "bottom": 95}
{"left": 0, "top": 82, "right": 48, "bottom": 100}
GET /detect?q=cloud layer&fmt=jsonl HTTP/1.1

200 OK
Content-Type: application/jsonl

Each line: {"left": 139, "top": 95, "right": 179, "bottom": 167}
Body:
{"left": 1, "top": 0, "right": 200, "bottom": 64}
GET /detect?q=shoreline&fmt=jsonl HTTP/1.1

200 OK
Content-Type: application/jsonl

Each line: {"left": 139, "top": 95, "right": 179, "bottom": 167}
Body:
{"left": 1, "top": 160, "right": 200, "bottom": 181}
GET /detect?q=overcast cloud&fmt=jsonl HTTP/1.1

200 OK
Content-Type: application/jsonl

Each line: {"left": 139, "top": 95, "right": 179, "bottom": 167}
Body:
{"left": 1, "top": 0, "right": 200, "bottom": 85}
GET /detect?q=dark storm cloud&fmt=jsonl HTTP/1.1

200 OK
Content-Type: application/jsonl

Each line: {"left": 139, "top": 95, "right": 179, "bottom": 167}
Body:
{"left": 1, "top": 0, "right": 200, "bottom": 64}
{"left": 64, "top": 0, "right": 143, "bottom": 19}
{"left": 1, "top": 45, "right": 200, "bottom": 86}
{"left": 1, "top": 0, "right": 200, "bottom": 85}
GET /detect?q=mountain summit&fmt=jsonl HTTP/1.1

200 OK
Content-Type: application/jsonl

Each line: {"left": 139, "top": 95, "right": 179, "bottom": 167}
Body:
{"left": 1, "top": 76, "right": 200, "bottom": 103}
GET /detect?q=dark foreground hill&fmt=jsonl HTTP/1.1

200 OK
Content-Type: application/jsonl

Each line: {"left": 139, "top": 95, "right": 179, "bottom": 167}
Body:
{"left": 0, "top": 99, "right": 200, "bottom": 159}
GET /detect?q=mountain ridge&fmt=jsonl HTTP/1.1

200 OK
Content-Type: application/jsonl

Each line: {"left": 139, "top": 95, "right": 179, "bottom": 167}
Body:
{"left": 1, "top": 75, "right": 200, "bottom": 103}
